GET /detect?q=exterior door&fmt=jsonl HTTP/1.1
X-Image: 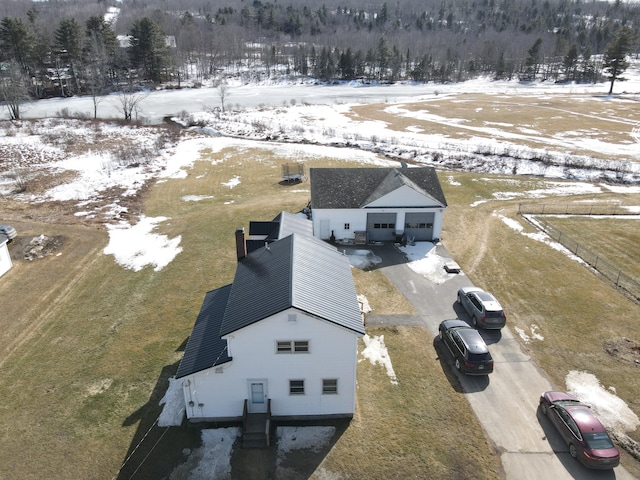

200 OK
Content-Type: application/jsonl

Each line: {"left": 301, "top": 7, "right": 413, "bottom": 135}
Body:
{"left": 248, "top": 380, "right": 268, "bottom": 413}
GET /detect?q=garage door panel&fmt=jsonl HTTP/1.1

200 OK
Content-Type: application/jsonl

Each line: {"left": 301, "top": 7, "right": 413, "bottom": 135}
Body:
{"left": 367, "top": 213, "right": 397, "bottom": 241}
{"left": 405, "top": 212, "right": 434, "bottom": 241}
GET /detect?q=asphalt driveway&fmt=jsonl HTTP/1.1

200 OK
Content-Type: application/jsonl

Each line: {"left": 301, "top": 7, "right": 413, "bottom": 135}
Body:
{"left": 363, "top": 242, "right": 634, "bottom": 480}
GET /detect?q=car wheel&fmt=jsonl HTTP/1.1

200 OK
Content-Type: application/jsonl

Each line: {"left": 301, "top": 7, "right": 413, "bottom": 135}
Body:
{"left": 455, "top": 359, "right": 461, "bottom": 370}
{"left": 569, "top": 444, "right": 577, "bottom": 459}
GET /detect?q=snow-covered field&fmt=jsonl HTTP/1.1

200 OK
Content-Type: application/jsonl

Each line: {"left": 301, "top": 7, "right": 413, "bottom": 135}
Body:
{"left": 2, "top": 71, "right": 639, "bottom": 477}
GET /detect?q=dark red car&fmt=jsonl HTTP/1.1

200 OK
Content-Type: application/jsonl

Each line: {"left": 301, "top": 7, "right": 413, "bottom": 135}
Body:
{"left": 539, "top": 391, "right": 620, "bottom": 469}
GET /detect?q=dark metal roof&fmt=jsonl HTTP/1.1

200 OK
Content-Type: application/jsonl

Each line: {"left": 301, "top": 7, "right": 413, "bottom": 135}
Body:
{"left": 175, "top": 285, "right": 233, "bottom": 378}
{"left": 220, "top": 232, "right": 364, "bottom": 337}
{"left": 247, "top": 211, "right": 313, "bottom": 254}
{"left": 309, "top": 167, "right": 447, "bottom": 209}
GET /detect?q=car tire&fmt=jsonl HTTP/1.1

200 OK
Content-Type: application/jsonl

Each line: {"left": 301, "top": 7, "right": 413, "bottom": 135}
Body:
{"left": 569, "top": 444, "right": 577, "bottom": 459}
{"left": 455, "top": 359, "right": 461, "bottom": 370}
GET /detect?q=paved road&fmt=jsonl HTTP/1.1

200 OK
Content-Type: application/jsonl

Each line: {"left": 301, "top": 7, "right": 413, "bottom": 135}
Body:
{"left": 364, "top": 243, "right": 634, "bottom": 480}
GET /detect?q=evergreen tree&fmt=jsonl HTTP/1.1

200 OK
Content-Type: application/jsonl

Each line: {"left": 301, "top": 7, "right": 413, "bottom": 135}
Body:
{"left": 129, "top": 17, "right": 168, "bottom": 83}
{"left": 0, "top": 17, "right": 33, "bottom": 74}
{"left": 562, "top": 44, "right": 579, "bottom": 81}
{"left": 602, "top": 27, "right": 632, "bottom": 94}
{"left": 523, "top": 38, "right": 543, "bottom": 80}
{"left": 55, "top": 18, "right": 83, "bottom": 94}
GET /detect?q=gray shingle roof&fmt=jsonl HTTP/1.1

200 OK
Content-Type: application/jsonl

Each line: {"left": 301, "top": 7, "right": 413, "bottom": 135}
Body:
{"left": 221, "top": 233, "right": 364, "bottom": 336}
{"left": 309, "top": 167, "right": 447, "bottom": 209}
{"left": 175, "top": 285, "right": 232, "bottom": 379}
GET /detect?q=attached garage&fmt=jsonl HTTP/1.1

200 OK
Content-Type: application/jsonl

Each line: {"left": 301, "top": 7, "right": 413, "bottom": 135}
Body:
{"left": 366, "top": 212, "right": 397, "bottom": 241}
{"left": 404, "top": 212, "right": 435, "bottom": 241}
{"left": 310, "top": 167, "right": 447, "bottom": 244}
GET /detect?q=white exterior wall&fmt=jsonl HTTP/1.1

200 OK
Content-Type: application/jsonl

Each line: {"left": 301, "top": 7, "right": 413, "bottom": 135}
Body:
{"left": 182, "top": 308, "right": 360, "bottom": 420}
{"left": 0, "top": 242, "right": 12, "bottom": 277}
{"left": 312, "top": 207, "right": 444, "bottom": 241}
{"left": 312, "top": 208, "right": 367, "bottom": 241}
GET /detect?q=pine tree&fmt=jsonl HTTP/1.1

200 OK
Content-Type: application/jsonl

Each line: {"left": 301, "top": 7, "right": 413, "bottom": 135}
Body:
{"left": 129, "top": 17, "right": 169, "bottom": 84}
{"left": 602, "top": 27, "right": 632, "bottom": 95}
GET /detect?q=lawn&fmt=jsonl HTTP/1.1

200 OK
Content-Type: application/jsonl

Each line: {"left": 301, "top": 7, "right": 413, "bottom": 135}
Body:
{"left": 539, "top": 215, "right": 640, "bottom": 281}
{"left": 1, "top": 94, "right": 639, "bottom": 478}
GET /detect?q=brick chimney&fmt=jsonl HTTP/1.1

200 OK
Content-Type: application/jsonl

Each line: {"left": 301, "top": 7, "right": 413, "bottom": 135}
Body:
{"left": 235, "top": 227, "right": 247, "bottom": 260}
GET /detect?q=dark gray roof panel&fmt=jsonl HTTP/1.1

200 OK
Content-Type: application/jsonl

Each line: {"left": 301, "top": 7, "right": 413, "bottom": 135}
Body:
{"left": 175, "top": 285, "right": 232, "bottom": 378}
{"left": 220, "top": 233, "right": 363, "bottom": 336}
{"left": 309, "top": 167, "right": 447, "bottom": 209}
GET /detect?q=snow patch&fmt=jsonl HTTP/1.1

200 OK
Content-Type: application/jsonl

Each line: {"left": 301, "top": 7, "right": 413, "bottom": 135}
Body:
{"left": 360, "top": 334, "right": 398, "bottom": 385}
{"left": 103, "top": 216, "right": 182, "bottom": 272}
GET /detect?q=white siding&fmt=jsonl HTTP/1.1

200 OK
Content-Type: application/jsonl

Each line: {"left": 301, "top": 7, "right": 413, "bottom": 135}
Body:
{"left": 312, "top": 207, "right": 444, "bottom": 241}
{"left": 365, "top": 185, "right": 441, "bottom": 208}
{"left": 312, "top": 209, "right": 365, "bottom": 241}
{"left": 0, "top": 242, "right": 12, "bottom": 277}
{"left": 182, "top": 308, "right": 360, "bottom": 420}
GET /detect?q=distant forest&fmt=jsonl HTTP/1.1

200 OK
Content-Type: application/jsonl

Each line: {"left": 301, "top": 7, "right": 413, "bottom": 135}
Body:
{"left": 0, "top": 0, "right": 639, "bottom": 101}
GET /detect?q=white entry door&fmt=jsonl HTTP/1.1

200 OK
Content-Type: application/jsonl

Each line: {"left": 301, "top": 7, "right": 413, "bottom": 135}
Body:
{"left": 248, "top": 380, "right": 268, "bottom": 413}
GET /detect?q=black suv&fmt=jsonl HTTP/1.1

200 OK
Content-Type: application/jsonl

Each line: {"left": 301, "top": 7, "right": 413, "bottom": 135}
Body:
{"left": 438, "top": 319, "right": 494, "bottom": 375}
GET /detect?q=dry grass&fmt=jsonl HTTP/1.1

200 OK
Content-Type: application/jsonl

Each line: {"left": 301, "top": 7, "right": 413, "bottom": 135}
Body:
{"left": 349, "top": 94, "right": 640, "bottom": 162}
{"left": 1, "top": 96, "right": 640, "bottom": 478}
{"left": 316, "top": 326, "right": 502, "bottom": 480}
{"left": 540, "top": 216, "right": 640, "bottom": 280}
{"left": 352, "top": 268, "right": 415, "bottom": 315}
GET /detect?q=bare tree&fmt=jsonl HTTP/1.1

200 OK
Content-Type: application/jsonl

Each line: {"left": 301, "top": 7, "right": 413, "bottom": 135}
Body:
{"left": 217, "top": 80, "right": 230, "bottom": 112}
{"left": 0, "top": 61, "right": 30, "bottom": 120}
{"left": 114, "top": 89, "right": 148, "bottom": 122}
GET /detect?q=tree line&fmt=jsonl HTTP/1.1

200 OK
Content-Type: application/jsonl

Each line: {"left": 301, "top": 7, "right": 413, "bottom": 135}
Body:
{"left": 0, "top": 0, "right": 638, "bottom": 119}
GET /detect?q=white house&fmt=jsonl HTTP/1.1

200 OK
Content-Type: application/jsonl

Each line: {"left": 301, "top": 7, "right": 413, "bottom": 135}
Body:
{"left": 309, "top": 166, "right": 448, "bottom": 243}
{"left": 176, "top": 212, "right": 364, "bottom": 423}
{"left": 0, "top": 236, "right": 12, "bottom": 278}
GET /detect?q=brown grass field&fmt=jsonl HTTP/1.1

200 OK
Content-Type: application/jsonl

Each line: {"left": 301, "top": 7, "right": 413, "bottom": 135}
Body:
{"left": 0, "top": 92, "right": 639, "bottom": 479}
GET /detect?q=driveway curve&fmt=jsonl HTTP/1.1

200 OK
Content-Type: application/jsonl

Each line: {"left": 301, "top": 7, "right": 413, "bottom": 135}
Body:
{"left": 364, "top": 242, "right": 634, "bottom": 480}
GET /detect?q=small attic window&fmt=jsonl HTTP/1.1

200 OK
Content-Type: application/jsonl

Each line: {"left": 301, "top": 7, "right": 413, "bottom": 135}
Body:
{"left": 288, "top": 314, "right": 297, "bottom": 322}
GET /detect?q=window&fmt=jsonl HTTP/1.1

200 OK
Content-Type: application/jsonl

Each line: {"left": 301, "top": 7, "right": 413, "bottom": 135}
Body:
{"left": 344, "top": 223, "right": 350, "bottom": 230}
{"left": 276, "top": 340, "right": 309, "bottom": 353}
{"left": 289, "top": 380, "right": 305, "bottom": 395}
{"left": 322, "top": 379, "right": 338, "bottom": 394}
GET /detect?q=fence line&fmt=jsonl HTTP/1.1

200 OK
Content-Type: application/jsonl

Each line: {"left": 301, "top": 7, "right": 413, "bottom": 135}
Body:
{"left": 518, "top": 203, "right": 638, "bottom": 216}
{"left": 519, "top": 213, "right": 640, "bottom": 303}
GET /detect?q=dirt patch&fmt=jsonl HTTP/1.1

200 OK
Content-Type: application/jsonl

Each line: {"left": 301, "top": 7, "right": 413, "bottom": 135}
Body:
{"left": 10, "top": 234, "right": 65, "bottom": 261}
{"left": 604, "top": 338, "right": 640, "bottom": 366}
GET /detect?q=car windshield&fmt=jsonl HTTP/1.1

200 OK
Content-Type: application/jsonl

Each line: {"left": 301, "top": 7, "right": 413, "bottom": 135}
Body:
{"left": 486, "top": 310, "right": 504, "bottom": 318}
{"left": 468, "top": 352, "right": 491, "bottom": 363}
{"left": 584, "top": 432, "right": 615, "bottom": 450}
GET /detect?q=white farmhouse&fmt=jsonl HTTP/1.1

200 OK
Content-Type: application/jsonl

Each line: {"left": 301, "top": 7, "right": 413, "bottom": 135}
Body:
{"left": 310, "top": 166, "right": 447, "bottom": 243}
{"left": 176, "top": 212, "right": 364, "bottom": 432}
